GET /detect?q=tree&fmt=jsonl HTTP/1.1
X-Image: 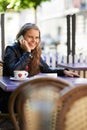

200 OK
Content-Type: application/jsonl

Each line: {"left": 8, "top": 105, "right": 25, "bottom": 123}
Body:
{"left": 7, "top": 0, "right": 51, "bottom": 23}
{"left": 0, "top": 0, "right": 51, "bottom": 23}
{"left": 0, "top": 0, "right": 10, "bottom": 12}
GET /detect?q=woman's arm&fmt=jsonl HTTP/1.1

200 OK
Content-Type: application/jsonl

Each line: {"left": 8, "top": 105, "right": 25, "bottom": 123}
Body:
{"left": 40, "top": 57, "right": 79, "bottom": 77}
{"left": 40, "top": 57, "right": 65, "bottom": 76}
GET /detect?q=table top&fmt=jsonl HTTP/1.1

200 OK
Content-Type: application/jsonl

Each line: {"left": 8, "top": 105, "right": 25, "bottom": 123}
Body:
{"left": 61, "top": 77, "right": 87, "bottom": 85}
{"left": 58, "top": 63, "right": 87, "bottom": 70}
{"left": 0, "top": 75, "right": 87, "bottom": 92}
{"left": 0, "top": 77, "right": 25, "bottom": 91}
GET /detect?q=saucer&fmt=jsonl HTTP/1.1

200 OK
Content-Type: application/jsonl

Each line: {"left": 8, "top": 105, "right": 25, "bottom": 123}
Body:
{"left": 10, "top": 77, "right": 29, "bottom": 81}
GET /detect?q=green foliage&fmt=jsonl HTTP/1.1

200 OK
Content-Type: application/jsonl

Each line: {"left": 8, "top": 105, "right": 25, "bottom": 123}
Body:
{"left": 27, "top": 0, "right": 51, "bottom": 9}
{"left": 0, "top": 0, "right": 51, "bottom": 12}
{"left": 0, "top": 0, "right": 10, "bottom": 12}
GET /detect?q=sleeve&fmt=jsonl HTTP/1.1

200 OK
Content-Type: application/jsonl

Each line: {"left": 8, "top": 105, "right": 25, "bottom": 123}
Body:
{"left": 40, "top": 57, "right": 65, "bottom": 76}
{"left": 3, "top": 46, "right": 32, "bottom": 76}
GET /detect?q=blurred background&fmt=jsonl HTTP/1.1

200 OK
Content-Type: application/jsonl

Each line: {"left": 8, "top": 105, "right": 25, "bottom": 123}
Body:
{"left": 0, "top": 0, "right": 87, "bottom": 63}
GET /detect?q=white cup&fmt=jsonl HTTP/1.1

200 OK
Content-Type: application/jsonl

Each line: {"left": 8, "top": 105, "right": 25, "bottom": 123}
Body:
{"left": 14, "top": 70, "right": 28, "bottom": 79}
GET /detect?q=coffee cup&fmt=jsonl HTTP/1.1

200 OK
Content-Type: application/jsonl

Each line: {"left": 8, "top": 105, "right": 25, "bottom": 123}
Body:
{"left": 14, "top": 70, "right": 28, "bottom": 79}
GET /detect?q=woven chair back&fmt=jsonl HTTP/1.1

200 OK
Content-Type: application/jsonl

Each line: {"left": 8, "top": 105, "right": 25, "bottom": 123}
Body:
{"left": 0, "top": 61, "right": 3, "bottom": 76}
{"left": 8, "top": 76, "right": 71, "bottom": 130}
{"left": 57, "top": 84, "right": 87, "bottom": 130}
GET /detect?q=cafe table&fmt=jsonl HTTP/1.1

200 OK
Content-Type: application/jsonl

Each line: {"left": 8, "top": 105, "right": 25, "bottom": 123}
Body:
{"left": 1, "top": 75, "right": 87, "bottom": 92}
{"left": 0, "top": 76, "right": 25, "bottom": 91}
{"left": 0, "top": 74, "right": 58, "bottom": 91}
{"left": 57, "top": 63, "right": 87, "bottom": 78}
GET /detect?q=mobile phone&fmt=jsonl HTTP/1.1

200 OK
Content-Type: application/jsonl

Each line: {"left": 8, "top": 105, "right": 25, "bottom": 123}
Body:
{"left": 17, "top": 35, "right": 24, "bottom": 41}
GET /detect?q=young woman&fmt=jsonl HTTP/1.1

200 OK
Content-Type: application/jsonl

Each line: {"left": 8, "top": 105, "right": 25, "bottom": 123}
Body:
{"left": 3, "top": 23, "right": 79, "bottom": 77}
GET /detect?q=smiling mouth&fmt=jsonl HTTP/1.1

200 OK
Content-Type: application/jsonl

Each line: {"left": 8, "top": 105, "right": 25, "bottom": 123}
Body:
{"left": 30, "top": 44, "right": 35, "bottom": 46}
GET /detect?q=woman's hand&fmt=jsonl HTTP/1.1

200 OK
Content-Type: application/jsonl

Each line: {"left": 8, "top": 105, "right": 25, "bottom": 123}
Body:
{"left": 20, "top": 39, "right": 31, "bottom": 52}
{"left": 64, "top": 70, "right": 80, "bottom": 77}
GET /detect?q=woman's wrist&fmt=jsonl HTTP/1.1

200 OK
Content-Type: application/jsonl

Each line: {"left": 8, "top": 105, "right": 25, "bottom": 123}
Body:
{"left": 27, "top": 49, "right": 31, "bottom": 53}
{"left": 27, "top": 52, "right": 33, "bottom": 59}
{"left": 63, "top": 69, "right": 69, "bottom": 76}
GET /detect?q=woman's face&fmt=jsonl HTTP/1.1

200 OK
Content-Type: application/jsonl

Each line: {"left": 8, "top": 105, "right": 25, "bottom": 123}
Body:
{"left": 23, "top": 29, "right": 40, "bottom": 50}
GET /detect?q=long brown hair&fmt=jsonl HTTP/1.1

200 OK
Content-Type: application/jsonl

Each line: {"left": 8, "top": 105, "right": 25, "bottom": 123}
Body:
{"left": 16, "top": 23, "right": 42, "bottom": 76}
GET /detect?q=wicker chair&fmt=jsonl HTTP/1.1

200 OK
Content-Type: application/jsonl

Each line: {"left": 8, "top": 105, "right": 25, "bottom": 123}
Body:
{"left": 8, "top": 76, "right": 71, "bottom": 130}
{"left": 0, "top": 60, "right": 3, "bottom": 76}
{"left": 57, "top": 84, "right": 87, "bottom": 130}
